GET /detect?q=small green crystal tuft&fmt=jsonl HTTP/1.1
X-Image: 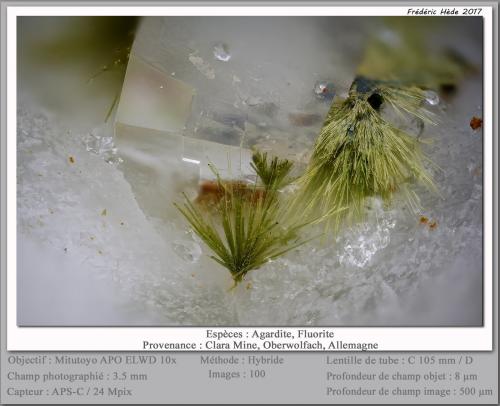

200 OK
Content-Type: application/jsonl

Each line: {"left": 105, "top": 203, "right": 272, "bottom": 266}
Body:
{"left": 175, "top": 153, "right": 320, "bottom": 287}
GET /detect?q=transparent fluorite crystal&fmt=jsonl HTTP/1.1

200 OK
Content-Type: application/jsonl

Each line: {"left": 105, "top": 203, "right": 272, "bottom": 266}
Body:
{"left": 83, "top": 124, "right": 123, "bottom": 164}
{"left": 338, "top": 216, "right": 396, "bottom": 268}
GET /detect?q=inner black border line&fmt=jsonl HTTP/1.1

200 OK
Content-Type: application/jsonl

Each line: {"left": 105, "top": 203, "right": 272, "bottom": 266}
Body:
{"left": 9, "top": 10, "right": 493, "bottom": 331}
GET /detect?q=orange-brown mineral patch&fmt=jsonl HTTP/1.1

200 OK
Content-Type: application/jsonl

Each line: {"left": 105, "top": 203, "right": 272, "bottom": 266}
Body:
{"left": 419, "top": 216, "right": 429, "bottom": 225}
{"left": 470, "top": 116, "right": 483, "bottom": 130}
{"left": 195, "top": 180, "right": 265, "bottom": 208}
{"left": 429, "top": 221, "right": 438, "bottom": 230}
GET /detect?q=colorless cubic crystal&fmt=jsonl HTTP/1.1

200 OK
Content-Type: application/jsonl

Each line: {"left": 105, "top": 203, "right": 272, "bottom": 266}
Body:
{"left": 113, "top": 16, "right": 353, "bottom": 221}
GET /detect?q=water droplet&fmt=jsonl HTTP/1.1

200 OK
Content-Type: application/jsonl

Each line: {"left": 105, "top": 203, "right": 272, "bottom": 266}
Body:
{"left": 213, "top": 43, "right": 231, "bottom": 62}
{"left": 313, "top": 81, "right": 335, "bottom": 100}
{"left": 424, "top": 90, "right": 440, "bottom": 106}
{"left": 347, "top": 125, "right": 355, "bottom": 138}
{"left": 377, "top": 29, "right": 401, "bottom": 47}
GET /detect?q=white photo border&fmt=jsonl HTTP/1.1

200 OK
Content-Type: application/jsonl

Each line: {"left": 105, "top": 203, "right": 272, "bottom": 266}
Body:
{"left": 7, "top": 5, "right": 494, "bottom": 351}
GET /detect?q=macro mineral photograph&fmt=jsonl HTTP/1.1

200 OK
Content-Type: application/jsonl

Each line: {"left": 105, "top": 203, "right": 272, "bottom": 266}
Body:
{"left": 17, "top": 16, "right": 483, "bottom": 326}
